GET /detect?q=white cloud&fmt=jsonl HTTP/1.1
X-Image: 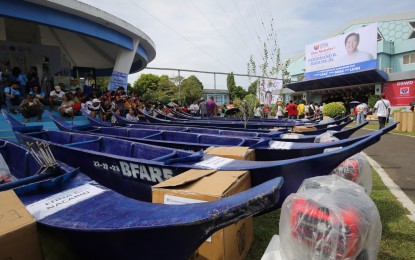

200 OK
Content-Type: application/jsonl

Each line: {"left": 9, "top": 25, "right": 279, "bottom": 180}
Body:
{"left": 80, "top": 0, "right": 415, "bottom": 89}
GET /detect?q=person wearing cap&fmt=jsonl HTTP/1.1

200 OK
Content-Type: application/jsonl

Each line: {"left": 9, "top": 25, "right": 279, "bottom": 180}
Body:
{"left": 4, "top": 81, "right": 22, "bottom": 114}
{"left": 85, "top": 97, "right": 102, "bottom": 118}
{"left": 49, "top": 85, "right": 65, "bottom": 112}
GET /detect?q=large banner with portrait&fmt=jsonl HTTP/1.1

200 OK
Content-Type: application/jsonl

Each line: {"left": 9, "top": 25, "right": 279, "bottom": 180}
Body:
{"left": 383, "top": 79, "right": 415, "bottom": 106}
{"left": 305, "top": 23, "right": 377, "bottom": 80}
{"left": 258, "top": 79, "right": 283, "bottom": 106}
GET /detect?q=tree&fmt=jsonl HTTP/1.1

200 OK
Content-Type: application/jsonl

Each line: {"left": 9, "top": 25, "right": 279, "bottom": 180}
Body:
{"left": 178, "top": 75, "right": 204, "bottom": 105}
{"left": 95, "top": 76, "right": 110, "bottom": 91}
{"left": 227, "top": 72, "right": 250, "bottom": 101}
{"left": 232, "top": 86, "right": 248, "bottom": 100}
{"left": 132, "top": 74, "right": 160, "bottom": 96}
{"left": 227, "top": 72, "right": 236, "bottom": 92}
{"left": 247, "top": 20, "right": 290, "bottom": 101}
{"left": 169, "top": 75, "right": 184, "bottom": 86}
{"left": 226, "top": 73, "right": 236, "bottom": 101}
{"left": 247, "top": 79, "right": 258, "bottom": 96}
{"left": 185, "top": 75, "right": 204, "bottom": 89}
{"left": 232, "top": 94, "right": 260, "bottom": 128}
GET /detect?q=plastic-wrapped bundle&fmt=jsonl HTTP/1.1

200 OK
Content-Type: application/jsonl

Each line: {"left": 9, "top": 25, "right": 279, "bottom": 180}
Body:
{"left": 314, "top": 131, "right": 339, "bottom": 143}
{"left": 330, "top": 153, "right": 372, "bottom": 194}
{"left": 280, "top": 175, "right": 381, "bottom": 260}
{"left": 319, "top": 118, "right": 335, "bottom": 125}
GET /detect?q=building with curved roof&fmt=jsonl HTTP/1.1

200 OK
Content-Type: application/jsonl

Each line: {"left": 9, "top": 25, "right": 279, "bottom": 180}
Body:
{"left": 0, "top": 0, "right": 156, "bottom": 91}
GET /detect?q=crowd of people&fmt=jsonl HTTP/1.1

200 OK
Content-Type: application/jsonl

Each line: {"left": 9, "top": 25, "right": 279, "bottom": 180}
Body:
{"left": 0, "top": 66, "right": 223, "bottom": 123}
{"left": 255, "top": 100, "right": 324, "bottom": 120}
{"left": 0, "top": 66, "right": 394, "bottom": 130}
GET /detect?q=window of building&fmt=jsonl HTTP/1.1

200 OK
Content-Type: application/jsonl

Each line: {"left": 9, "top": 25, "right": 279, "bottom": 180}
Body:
{"left": 403, "top": 53, "right": 415, "bottom": 64}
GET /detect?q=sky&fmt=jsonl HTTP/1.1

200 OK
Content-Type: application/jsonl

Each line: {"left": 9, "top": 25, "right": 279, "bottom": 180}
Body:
{"left": 80, "top": 0, "right": 415, "bottom": 90}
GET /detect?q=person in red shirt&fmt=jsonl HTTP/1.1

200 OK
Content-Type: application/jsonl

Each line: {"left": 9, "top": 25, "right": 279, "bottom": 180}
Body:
{"left": 181, "top": 105, "right": 189, "bottom": 113}
{"left": 286, "top": 100, "right": 298, "bottom": 119}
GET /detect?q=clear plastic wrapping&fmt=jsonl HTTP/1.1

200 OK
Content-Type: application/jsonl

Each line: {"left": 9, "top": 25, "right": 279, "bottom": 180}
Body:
{"left": 314, "top": 131, "right": 339, "bottom": 143}
{"left": 330, "top": 153, "right": 372, "bottom": 194}
{"left": 280, "top": 175, "right": 381, "bottom": 260}
{"left": 319, "top": 118, "right": 335, "bottom": 125}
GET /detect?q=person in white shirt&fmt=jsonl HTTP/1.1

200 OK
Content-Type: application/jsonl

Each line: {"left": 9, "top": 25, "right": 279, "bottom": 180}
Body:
{"left": 356, "top": 102, "right": 365, "bottom": 125}
{"left": 85, "top": 98, "right": 102, "bottom": 118}
{"left": 189, "top": 100, "right": 199, "bottom": 116}
{"left": 374, "top": 93, "right": 391, "bottom": 129}
{"left": 49, "top": 85, "right": 65, "bottom": 112}
{"left": 356, "top": 102, "right": 369, "bottom": 125}
{"left": 276, "top": 104, "right": 283, "bottom": 120}
{"left": 254, "top": 105, "right": 262, "bottom": 118}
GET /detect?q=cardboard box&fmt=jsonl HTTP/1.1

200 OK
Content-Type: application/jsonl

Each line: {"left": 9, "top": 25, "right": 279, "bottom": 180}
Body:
{"left": 152, "top": 169, "right": 253, "bottom": 260}
{"left": 205, "top": 146, "right": 255, "bottom": 161}
{"left": 366, "top": 115, "right": 378, "bottom": 120}
{"left": 0, "top": 190, "right": 43, "bottom": 260}
{"left": 406, "top": 112, "right": 415, "bottom": 132}
{"left": 394, "top": 112, "right": 403, "bottom": 131}
{"left": 292, "top": 126, "right": 317, "bottom": 132}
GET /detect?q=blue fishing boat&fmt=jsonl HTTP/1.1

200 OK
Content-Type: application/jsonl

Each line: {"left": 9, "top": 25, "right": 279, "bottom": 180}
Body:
{"left": 49, "top": 114, "right": 397, "bottom": 161}
{"left": 0, "top": 138, "right": 79, "bottom": 191}
{"left": 6, "top": 142, "right": 283, "bottom": 259}
{"left": 82, "top": 109, "right": 279, "bottom": 134}
{"left": 77, "top": 110, "right": 285, "bottom": 138}
{"left": 141, "top": 109, "right": 350, "bottom": 130}
{"left": 127, "top": 110, "right": 303, "bottom": 129}
{"left": 80, "top": 109, "right": 354, "bottom": 138}
{"left": 15, "top": 128, "right": 384, "bottom": 207}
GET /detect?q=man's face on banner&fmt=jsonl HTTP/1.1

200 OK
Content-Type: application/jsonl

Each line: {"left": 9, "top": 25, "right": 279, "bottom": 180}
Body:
{"left": 345, "top": 35, "right": 359, "bottom": 55}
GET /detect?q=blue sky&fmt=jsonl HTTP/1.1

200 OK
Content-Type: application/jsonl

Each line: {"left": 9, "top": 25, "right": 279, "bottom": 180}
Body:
{"left": 81, "top": 0, "right": 415, "bottom": 89}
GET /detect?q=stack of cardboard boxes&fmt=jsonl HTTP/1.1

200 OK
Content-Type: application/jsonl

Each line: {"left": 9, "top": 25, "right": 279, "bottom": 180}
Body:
{"left": 152, "top": 147, "right": 255, "bottom": 260}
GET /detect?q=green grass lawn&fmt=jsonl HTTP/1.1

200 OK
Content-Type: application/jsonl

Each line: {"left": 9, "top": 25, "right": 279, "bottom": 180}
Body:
{"left": 349, "top": 122, "right": 415, "bottom": 137}
{"left": 247, "top": 169, "right": 415, "bottom": 259}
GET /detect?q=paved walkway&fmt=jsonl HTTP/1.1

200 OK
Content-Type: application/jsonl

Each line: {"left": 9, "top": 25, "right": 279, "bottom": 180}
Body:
{"left": 352, "top": 128, "right": 415, "bottom": 202}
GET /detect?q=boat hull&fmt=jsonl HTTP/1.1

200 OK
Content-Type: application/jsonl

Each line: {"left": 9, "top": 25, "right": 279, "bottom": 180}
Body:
{"left": 15, "top": 127, "right": 387, "bottom": 208}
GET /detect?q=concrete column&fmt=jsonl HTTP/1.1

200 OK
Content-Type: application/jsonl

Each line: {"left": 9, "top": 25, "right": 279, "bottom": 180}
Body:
{"left": 109, "top": 37, "right": 140, "bottom": 91}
